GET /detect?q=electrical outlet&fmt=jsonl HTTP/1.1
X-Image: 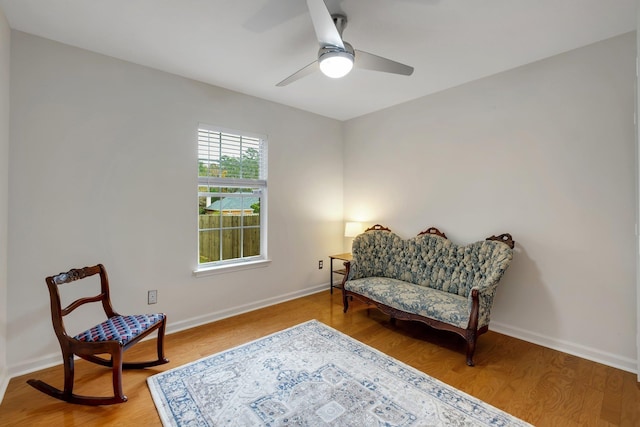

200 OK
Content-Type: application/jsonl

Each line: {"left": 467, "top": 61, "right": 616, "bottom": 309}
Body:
{"left": 318, "top": 260, "right": 323, "bottom": 269}
{"left": 148, "top": 290, "right": 158, "bottom": 305}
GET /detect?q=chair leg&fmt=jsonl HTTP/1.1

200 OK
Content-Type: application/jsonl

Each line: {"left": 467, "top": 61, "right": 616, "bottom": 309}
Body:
{"left": 155, "top": 318, "right": 169, "bottom": 364}
{"left": 122, "top": 321, "right": 169, "bottom": 369}
{"left": 27, "top": 350, "right": 76, "bottom": 402}
{"left": 62, "top": 350, "right": 75, "bottom": 399}
{"left": 111, "top": 347, "right": 127, "bottom": 402}
{"left": 28, "top": 347, "right": 128, "bottom": 405}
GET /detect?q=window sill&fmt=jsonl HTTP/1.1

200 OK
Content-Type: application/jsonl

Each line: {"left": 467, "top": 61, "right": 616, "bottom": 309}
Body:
{"left": 193, "top": 259, "right": 271, "bottom": 277}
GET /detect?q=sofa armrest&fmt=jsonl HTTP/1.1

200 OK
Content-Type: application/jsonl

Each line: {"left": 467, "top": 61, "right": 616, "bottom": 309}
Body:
{"left": 344, "top": 260, "right": 359, "bottom": 281}
{"left": 468, "top": 281, "right": 500, "bottom": 329}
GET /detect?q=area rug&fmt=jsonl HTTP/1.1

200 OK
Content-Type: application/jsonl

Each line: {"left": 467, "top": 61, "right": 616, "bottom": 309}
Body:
{"left": 148, "top": 320, "right": 531, "bottom": 426}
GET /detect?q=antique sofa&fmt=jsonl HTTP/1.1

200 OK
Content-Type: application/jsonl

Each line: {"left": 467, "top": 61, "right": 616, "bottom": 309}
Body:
{"left": 342, "top": 224, "right": 514, "bottom": 366}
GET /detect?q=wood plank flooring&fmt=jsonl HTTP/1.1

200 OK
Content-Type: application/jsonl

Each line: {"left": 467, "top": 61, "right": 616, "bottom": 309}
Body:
{"left": 1, "top": 290, "right": 638, "bottom": 426}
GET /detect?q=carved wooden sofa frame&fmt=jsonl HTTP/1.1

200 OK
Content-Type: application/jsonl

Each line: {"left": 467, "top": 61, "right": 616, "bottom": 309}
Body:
{"left": 342, "top": 224, "right": 514, "bottom": 366}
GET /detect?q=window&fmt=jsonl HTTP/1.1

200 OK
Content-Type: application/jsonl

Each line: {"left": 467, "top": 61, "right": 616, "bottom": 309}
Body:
{"left": 197, "top": 124, "right": 267, "bottom": 272}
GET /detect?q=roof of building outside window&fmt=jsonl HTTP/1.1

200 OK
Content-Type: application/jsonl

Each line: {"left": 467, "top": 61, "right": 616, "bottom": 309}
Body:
{"left": 205, "top": 195, "right": 259, "bottom": 211}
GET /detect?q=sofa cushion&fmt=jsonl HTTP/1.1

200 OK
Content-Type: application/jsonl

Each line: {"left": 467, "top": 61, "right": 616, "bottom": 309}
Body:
{"left": 344, "top": 277, "right": 470, "bottom": 329}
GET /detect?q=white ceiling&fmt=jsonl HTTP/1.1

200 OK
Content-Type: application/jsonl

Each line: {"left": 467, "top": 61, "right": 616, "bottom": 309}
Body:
{"left": 0, "top": 0, "right": 636, "bottom": 121}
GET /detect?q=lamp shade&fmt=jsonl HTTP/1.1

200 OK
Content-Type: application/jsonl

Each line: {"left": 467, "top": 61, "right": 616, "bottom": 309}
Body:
{"left": 344, "top": 222, "right": 364, "bottom": 237}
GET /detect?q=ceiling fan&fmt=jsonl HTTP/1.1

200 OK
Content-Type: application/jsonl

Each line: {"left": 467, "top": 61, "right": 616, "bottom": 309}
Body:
{"left": 276, "top": 0, "right": 414, "bottom": 87}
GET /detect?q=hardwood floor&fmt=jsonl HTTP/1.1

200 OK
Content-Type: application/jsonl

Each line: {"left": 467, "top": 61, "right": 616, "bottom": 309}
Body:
{"left": 1, "top": 290, "right": 638, "bottom": 426}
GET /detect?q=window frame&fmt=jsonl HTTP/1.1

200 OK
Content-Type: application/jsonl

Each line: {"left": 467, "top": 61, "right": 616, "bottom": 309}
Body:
{"left": 194, "top": 124, "right": 269, "bottom": 276}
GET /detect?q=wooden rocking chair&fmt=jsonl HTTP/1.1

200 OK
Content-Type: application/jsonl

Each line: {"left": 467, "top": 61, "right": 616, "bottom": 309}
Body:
{"left": 27, "top": 264, "right": 169, "bottom": 405}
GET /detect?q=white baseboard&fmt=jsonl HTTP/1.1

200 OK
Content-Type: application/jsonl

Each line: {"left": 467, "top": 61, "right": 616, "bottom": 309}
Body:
{"left": 8, "top": 354, "right": 66, "bottom": 380}
{"left": 490, "top": 321, "right": 638, "bottom": 374}
{"left": 0, "top": 367, "right": 8, "bottom": 405}
{"left": 9, "top": 286, "right": 636, "bottom": 383}
{"left": 166, "top": 283, "right": 328, "bottom": 335}
{"left": 7, "top": 283, "right": 329, "bottom": 379}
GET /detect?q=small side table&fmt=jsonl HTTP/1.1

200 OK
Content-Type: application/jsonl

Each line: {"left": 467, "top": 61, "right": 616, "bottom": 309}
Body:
{"left": 329, "top": 253, "right": 352, "bottom": 294}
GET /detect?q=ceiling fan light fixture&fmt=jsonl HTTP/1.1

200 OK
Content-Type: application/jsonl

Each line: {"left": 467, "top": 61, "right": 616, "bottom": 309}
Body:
{"left": 275, "top": 2, "right": 413, "bottom": 87}
{"left": 319, "top": 50, "right": 354, "bottom": 78}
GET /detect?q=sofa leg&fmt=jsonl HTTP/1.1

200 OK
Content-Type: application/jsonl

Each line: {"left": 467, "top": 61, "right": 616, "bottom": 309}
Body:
{"left": 465, "top": 331, "right": 477, "bottom": 366}
{"left": 342, "top": 294, "right": 349, "bottom": 313}
{"left": 466, "top": 350, "right": 475, "bottom": 366}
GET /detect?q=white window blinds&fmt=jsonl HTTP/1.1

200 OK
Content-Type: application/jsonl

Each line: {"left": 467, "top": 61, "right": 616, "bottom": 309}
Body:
{"left": 198, "top": 125, "right": 267, "bottom": 187}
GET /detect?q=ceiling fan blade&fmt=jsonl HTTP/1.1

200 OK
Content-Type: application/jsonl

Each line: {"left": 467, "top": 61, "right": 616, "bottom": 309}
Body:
{"left": 306, "top": 0, "right": 344, "bottom": 49}
{"left": 354, "top": 50, "right": 414, "bottom": 76}
{"left": 276, "top": 60, "right": 319, "bottom": 87}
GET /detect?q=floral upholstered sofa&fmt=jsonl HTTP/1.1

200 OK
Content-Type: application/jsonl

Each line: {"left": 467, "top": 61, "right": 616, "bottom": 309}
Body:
{"left": 342, "top": 224, "right": 514, "bottom": 366}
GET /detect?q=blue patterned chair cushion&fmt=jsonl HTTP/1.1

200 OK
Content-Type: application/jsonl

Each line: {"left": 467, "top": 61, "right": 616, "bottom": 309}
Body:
{"left": 74, "top": 314, "right": 165, "bottom": 345}
{"left": 345, "top": 230, "right": 513, "bottom": 329}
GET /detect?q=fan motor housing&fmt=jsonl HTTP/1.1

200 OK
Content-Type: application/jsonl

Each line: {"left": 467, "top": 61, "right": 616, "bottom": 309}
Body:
{"left": 318, "top": 41, "right": 355, "bottom": 61}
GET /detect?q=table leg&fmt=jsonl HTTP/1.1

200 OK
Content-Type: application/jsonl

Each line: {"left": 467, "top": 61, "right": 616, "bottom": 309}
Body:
{"left": 329, "top": 257, "right": 334, "bottom": 294}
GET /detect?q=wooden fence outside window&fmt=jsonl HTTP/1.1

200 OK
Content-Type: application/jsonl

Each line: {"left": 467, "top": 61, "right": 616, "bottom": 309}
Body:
{"left": 198, "top": 214, "right": 260, "bottom": 263}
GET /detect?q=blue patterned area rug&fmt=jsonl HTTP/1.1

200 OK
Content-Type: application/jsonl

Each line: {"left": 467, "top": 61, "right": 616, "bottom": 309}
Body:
{"left": 148, "top": 320, "right": 531, "bottom": 426}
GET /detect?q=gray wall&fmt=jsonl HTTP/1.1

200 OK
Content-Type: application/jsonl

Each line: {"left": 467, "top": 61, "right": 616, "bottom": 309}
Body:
{"left": 344, "top": 33, "right": 637, "bottom": 371}
{"left": 0, "top": 6, "right": 9, "bottom": 396}
{"left": 3, "top": 27, "right": 638, "bottom": 380}
{"left": 7, "top": 31, "right": 344, "bottom": 375}
{"left": 637, "top": 1, "right": 640, "bottom": 381}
